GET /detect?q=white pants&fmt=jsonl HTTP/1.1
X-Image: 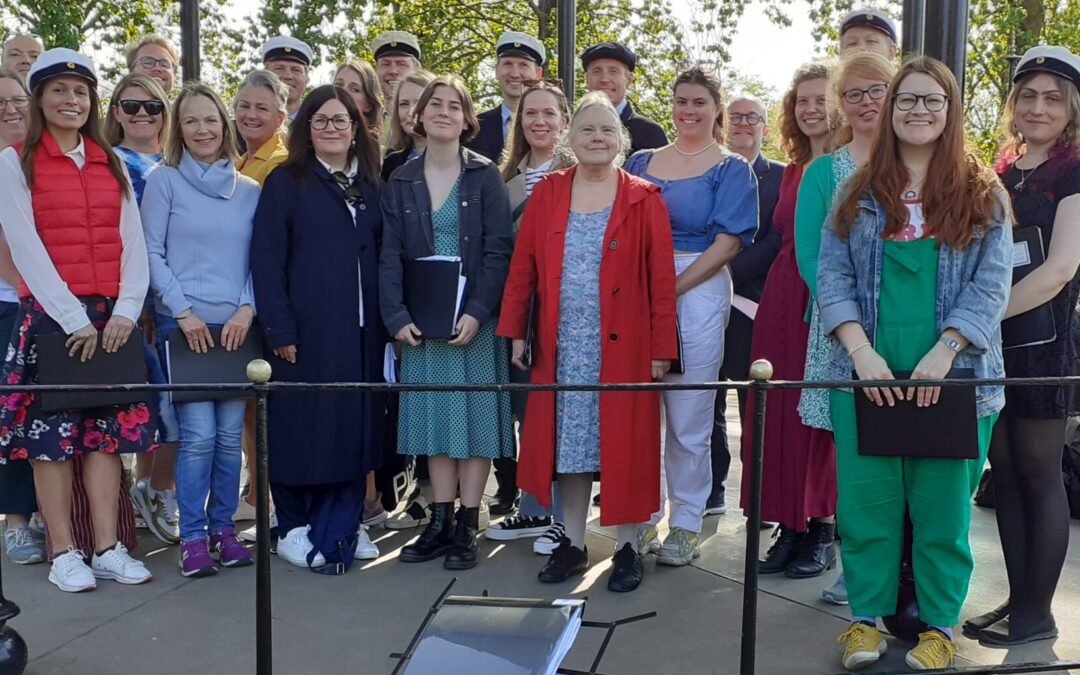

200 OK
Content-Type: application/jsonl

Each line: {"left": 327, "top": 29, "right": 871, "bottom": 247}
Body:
{"left": 651, "top": 255, "right": 731, "bottom": 533}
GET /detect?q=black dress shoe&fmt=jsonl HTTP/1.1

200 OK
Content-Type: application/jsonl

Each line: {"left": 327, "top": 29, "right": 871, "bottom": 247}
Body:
{"left": 400, "top": 502, "right": 456, "bottom": 562}
{"left": 979, "top": 616, "right": 1059, "bottom": 646}
{"left": 758, "top": 524, "right": 803, "bottom": 574}
{"left": 592, "top": 492, "right": 601, "bottom": 506}
{"left": 962, "top": 603, "right": 1010, "bottom": 639}
{"left": 607, "top": 543, "right": 644, "bottom": 592}
{"left": 538, "top": 538, "right": 589, "bottom": 583}
{"left": 444, "top": 506, "right": 480, "bottom": 570}
{"left": 488, "top": 490, "right": 519, "bottom": 516}
{"left": 704, "top": 489, "right": 727, "bottom": 515}
{"left": 784, "top": 520, "right": 836, "bottom": 579}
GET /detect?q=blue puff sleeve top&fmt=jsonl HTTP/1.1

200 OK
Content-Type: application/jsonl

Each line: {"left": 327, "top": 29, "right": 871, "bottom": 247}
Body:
{"left": 625, "top": 149, "right": 759, "bottom": 252}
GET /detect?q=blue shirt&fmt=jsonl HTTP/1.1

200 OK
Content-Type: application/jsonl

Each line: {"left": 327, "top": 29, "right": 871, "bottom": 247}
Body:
{"left": 501, "top": 103, "right": 513, "bottom": 141}
{"left": 141, "top": 151, "right": 261, "bottom": 323}
{"left": 114, "top": 146, "right": 163, "bottom": 205}
{"left": 625, "top": 149, "right": 759, "bottom": 252}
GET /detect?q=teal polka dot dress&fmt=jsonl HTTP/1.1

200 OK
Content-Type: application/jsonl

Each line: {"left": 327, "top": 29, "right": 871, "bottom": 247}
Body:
{"left": 398, "top": 179, "right": 514, "bottom": 460}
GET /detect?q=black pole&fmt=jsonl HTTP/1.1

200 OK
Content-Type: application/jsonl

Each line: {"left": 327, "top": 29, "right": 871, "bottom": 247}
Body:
{"left": 557, "top": 0, "right": 576, "bottom": 108}
{"left": 740, "top": 359, "right": 772, "bottom": 675}
{"left": 923, "top": 0, "right": 969, "bottom": 93}
{"left": 0, "top": 550, "right": 28, "bottom": 675}
{"left": 901, "top": 0, "right": 926, "bottom": 56}
{"left": 179, "top": 0, "right": 200, "bottom": 83}
{"left": 247, "top": 360, "right": 273, "bottom": 675}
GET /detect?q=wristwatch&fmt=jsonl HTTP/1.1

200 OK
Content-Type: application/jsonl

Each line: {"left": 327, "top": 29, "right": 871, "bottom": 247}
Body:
{"left": 940, "top": 336, "right": 962, "bottom": 353}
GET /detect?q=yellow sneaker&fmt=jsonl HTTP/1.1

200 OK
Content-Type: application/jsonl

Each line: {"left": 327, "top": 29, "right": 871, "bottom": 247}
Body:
{"left": 905, "top": 630, "right": 957, "bottom": 670}
{"left": 837, "top": 622, "right": 886, "bottom": 671}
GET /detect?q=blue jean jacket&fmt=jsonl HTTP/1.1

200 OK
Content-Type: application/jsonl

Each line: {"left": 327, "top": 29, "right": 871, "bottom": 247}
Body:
{"left": 816, "top": 189, "right": 1014, "bottom": 417}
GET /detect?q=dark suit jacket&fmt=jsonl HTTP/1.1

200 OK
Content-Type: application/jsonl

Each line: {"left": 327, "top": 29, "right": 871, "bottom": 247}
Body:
{"left": 467, "top": 106, "right": 506, "bottom": 164}
{"left": 729, "top": 153, "right": 785, "bottom": 301}
{"left": 620, "top": 100, "right": 668, "bottom": 156}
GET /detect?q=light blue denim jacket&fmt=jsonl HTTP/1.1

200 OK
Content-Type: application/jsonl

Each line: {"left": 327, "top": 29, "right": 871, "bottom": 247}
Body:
{"left": 816, "top": 187, "right": 1014, "bottom": 418}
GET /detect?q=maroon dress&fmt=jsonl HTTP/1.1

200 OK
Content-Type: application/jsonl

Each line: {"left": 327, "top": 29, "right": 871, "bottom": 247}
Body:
{"left": 739, "top": 164, "right": 836, "bottom": 531}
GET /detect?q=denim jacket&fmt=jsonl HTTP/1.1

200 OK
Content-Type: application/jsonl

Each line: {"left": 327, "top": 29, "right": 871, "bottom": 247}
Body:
{"left": 379, "top": 147, "right": 513, "bottom": 335}
{"left": 816, "top": 188, "right": 1014, "bottom": 417}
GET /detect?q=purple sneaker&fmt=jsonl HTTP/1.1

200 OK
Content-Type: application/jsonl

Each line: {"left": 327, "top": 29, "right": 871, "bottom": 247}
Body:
{"left": 179, "top": 539, "right": 218, "bottom": 578}
{"left": 211, "top": 527, "right": 254, "bottom": 568}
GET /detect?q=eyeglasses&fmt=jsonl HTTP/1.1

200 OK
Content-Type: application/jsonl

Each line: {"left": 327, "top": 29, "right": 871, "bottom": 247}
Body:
{"left": 729, "top": 112, "right": 764, "bottom": 125}
{"left": 842, "top": 84, "right": 889, "bottom": 104}
{"left": 893, "top": 92, "right": 950, "bottom": 112}
{"left": 118, "top": 99, "right": 165, "bottom": 116}
{"left": 0, "top": 96, "right": 29, "bottom": 110}
{"left": 311, "top": 114, "right": 354, "bottom": 131}
{"left": 136, "top": 56, "right": 174, "bottom": 71}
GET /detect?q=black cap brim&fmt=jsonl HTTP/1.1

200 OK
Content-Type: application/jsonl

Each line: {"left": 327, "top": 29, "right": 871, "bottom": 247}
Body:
{"left": 263, "top": 48, "right": 310, "bottom": 66}
{"left": 1014, "top": 57, "right": 1080, "bottom": 88}
{"left": 29, "top": 62, "right": 96, "bottom": 91}
{"left": 374, "top": 45, "right": 420, "bottom": 61}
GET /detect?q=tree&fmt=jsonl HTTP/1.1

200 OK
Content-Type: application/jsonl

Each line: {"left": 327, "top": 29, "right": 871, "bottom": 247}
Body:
{"left": 1, "top": 0, "right": 171, "bottom": 54}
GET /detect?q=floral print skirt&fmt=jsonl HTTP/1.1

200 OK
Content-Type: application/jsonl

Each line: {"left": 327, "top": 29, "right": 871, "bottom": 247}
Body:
{"left": 0, "top": 297, "right": 158, "bottom": 464}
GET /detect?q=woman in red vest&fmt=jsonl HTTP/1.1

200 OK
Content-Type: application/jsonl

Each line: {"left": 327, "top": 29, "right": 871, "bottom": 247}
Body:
{"left": 0, "top": 49, "right": 157, "bottom": 593}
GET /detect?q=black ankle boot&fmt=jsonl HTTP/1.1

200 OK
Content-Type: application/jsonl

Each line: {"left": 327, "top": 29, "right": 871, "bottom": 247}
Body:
{"left": 759, "top": 524, "right": 804, "bottom": 574}
{"left": 784, "top": 520, "right": 836, "bottom": 579}
{"left": 400, "top": 502, "right": 455, "bottom": 562}
{"left": 444, "top": 506, "right": 480, "bottom": 570}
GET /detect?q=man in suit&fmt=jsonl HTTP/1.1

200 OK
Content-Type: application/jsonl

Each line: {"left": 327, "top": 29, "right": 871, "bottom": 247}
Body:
{"left": 467, "top": 32, "right": 545, "bottom": 164}
{"left": 580, "top": 42, "right": 667, "bottom": 155}
{"left": 708, "top": 94, "right": 785, "bottom": 515}
{"left": 261, "top": 35, "right": 313, "bottom": 120}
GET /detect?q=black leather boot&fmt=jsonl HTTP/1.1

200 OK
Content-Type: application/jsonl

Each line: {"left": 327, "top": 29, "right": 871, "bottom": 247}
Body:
{"left": 758, "top": 524, "right": 804, "bottom": 574}
{"left": 785, "top": 520, "right": 836, "bottom": 579}
{"left": 399, "top": 502, "right": 455, "bottom": 562}
{"left": 443, "top": 506, "right": 480, "bottom": 570}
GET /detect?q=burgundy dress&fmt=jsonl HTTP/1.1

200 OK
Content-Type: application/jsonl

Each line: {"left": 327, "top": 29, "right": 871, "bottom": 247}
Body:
{"left": 739, "top": 163, "right": 836, "bottom": 531}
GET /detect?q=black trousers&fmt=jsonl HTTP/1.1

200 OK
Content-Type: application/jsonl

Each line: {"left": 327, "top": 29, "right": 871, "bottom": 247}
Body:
{"left": 710, "top": 309, "right": 754, "bottom": 492}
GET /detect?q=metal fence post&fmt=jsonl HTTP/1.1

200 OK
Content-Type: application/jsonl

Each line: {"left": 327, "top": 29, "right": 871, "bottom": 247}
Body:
{"left": 247, "top": 359, "right": 273, "bottom": 675}
{"left": 0, "top": 550, "right": 28, "bottom": 675}
{"left": 740, "top": 359, "right": 773, "bottom": 675}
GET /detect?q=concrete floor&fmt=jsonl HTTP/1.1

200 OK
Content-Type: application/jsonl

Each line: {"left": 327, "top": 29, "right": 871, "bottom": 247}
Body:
{"left": 4, "top": 395, "right": 1080, "bottom": 674}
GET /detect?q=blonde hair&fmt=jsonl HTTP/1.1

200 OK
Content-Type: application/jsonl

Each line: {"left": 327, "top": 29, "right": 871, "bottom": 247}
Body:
{"left": 104, "top": 73, "right": 171, "bottom": 148}
{"left": 388, "top": 69, "right": 435, "bottom": 152}
{"left": 831, "top": 51, "right": 896, "bottom": 147}
{"left": 125, "top": 35, "right": 179, "bottom": 73}
{"left": 164, "top": 82, "right": 239, "bottom": 167}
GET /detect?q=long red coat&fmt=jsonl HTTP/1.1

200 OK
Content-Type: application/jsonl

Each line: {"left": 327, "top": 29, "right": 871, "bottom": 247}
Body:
{"left": 496, "top": 167, "right": 678, "bottom": 525}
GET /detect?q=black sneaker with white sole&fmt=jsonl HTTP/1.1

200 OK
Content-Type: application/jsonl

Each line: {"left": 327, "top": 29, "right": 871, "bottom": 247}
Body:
{"left": 532, "top": 522, "right": 566, "bottom": 555}
{"left": 486, "top": 513, "right": 552, "bottom": 541}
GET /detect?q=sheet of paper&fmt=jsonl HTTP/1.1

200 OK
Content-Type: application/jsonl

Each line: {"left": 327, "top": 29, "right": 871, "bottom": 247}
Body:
{"left": 731, "top": 293, "right": 759, "bottom": 321}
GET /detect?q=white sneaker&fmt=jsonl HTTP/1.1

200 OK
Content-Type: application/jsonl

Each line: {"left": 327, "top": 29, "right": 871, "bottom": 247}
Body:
{"left": 354, "top": 525, "right": 379, "bottom": 560}
{"left": 384, "top": 495, "right": 431, "bottom": 530}
{"left": 91, "top": 542, "right": 153, "bottom": 585}
{"left": 232, "top": 500, "right": 257, "bottom": 522}
{"left": 48, "top": 548, "right": 97, "bottom": 593}
{"left": 277, "top": 526, "right": 325, "bottom": 568}
{"left": 533, "top": 522, "right": 566, "bottom": 555}
{"left": 239, "top": 514, "right": 278, "bottom": 543}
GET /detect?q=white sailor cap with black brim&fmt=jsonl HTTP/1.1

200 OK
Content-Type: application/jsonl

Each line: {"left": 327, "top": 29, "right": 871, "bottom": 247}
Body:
{"left": 1013, "top": 45, "right": 1080, "bottom": 88}
{"left": 27, "top": 48, "right": 97, "bottom": 91}
{"left": 496, "top": 31, "right": 546, "bottom": 67}
{"left": 372, "top": 31, "right": 421, "bottom": 61}
{"left": 261, "top": 35, "right": 313, "bottom": 67}
{"left": 839, "top": 8, "right": 898, "bottom": 44}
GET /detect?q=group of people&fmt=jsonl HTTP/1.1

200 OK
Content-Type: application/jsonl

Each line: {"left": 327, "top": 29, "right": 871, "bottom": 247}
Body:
{"left": 0, "top": 6, "right": 1077, "bottom": 671}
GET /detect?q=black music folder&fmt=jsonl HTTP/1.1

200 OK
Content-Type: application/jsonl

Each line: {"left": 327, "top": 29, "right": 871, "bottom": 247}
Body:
{"left": 854, "top": 368, "right": 979, "bottom": 459}
{"left": 403, "top": 257, "right": 466, "bottom": 340}
{"left": 1002, "top": 225, "right": 1056, "bottom": 349}
{"left": 164, "top": 327, "right": 262, "bottom": 403}
{"left": 35, "top": 329, "right": 148, "bottom": 412}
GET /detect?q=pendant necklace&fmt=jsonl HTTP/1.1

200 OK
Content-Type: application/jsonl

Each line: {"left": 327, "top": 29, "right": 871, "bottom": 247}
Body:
{"left": 1014, "top": 159, "right": 1045, "bottom": 191}
{"left": 673, "top": 139, "right": 716, "bottom": 158}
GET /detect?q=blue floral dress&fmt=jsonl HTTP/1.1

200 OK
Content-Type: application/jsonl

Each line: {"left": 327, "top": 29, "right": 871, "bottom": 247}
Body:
{"left": 555, "top": 207, "right": 611, "bottom": 473}
{"left": 397, "top": 179, "right": 514, "bottom": 459}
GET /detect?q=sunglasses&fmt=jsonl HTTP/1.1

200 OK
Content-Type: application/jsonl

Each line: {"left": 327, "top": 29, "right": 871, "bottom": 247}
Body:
{"left": 118, "top": 99, "right": 166, "bottom": 116}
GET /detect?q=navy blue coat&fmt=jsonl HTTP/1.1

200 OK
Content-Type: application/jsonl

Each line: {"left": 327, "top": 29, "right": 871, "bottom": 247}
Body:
{"left": 729, "top": 153, "right": 786, "bottom": 301}
{"left": 251, "top": 162, "right": 388, "bottom": 486}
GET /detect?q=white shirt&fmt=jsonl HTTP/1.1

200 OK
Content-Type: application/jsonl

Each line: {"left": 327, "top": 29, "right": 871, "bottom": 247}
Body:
{"left": 317, "top": 156, "right": 365, "bottom": 327}
{"left": 0, "top": 138, "right": 150, "bottom": 333}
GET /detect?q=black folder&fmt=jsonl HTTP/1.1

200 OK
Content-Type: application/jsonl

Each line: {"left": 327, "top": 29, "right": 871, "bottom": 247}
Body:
{"left": 522, "top": 293, "right": 537, "bottom": 367}
{"left": 403, "top": 258, "right": 465, "bottom": 340}
{"left": 164, "top": 327, "right": 263, "bottom": 403}
{"left": 35, "top": 329, "right": 149, "bottom": 412}
{"left": 1002, "top": 225, "right": 1056, "bottom": 349}
{"left": 854, "top": 368, "right": 979, "bottom": 459}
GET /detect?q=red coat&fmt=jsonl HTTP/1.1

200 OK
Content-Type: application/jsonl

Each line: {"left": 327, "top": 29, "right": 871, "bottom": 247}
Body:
{"left": 496, "top": 167, "right": 678, "bottom": 525}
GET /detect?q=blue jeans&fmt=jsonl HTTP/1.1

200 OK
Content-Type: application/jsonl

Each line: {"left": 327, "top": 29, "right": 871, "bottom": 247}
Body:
{"left": 518, "top": 484, "right": 564, "bottom": 521}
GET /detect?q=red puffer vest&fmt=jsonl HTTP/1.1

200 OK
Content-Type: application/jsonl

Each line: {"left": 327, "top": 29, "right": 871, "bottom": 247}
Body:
{"left": 15, "top": 131, "right": 123, "bottom": 299}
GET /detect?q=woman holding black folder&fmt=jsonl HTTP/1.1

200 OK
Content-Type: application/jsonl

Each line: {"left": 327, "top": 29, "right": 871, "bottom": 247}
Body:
{"left": 141, "top": 82, "right": 260, "bottom": 577}
{"left": 0, "top": 49, "right": 157, "bottom": 593}
{"left": 380, "top": 75, "right": 514, "bottom": 571}
{"left": 963, "top": 46, "right": 1080, "bottom": 646}
{"left": 252, "top": 84, "right": 387, "bottom": 574}
{"left": 816, "top": 57, "right": 1012, "bottom": 670}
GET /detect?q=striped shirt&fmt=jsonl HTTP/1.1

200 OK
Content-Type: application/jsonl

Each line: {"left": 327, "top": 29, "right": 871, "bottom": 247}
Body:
{"left": 524, "top": 159, "right": 554, "bottom": 197}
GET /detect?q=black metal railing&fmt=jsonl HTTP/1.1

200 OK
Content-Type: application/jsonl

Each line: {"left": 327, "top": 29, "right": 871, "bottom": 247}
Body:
{"left": 1, "top": 363, "right": 1079, "bottom": 675}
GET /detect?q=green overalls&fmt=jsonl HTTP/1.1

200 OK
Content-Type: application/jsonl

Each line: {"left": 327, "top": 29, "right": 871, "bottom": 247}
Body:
{"left": 829, "top": 238, "right": 998, "bottom": 627}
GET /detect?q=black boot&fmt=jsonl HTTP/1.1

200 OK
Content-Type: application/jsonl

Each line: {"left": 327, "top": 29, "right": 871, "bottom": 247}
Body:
{"left": 607, "top": 542, "right": 644, "bottom": 592}
{"left": 443, "top": 506, "right": 480, "bottom": 570}
{"left": 538, "top": 538, "right": 589, "bottom": 583}
{"left": 785, "top": 520, "right": 836, "bottom": 579}
{"left": 399, "top": 502, "right": 455, "bottom": 562}
{"left": 758, "top": 524, "right": 804, "bottom": 574}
